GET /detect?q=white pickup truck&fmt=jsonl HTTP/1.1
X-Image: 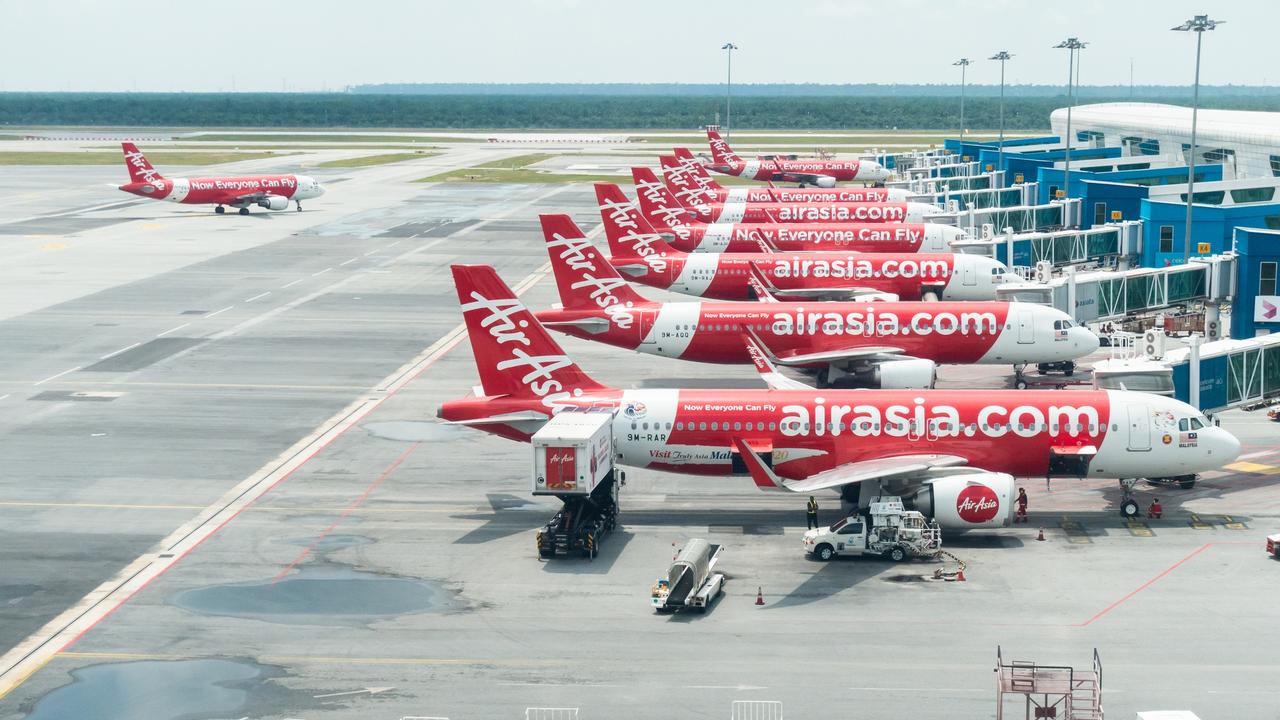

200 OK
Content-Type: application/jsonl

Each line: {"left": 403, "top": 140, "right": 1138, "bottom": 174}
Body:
{"left": 803, "top": 498, "right": 941, "bottom": 562}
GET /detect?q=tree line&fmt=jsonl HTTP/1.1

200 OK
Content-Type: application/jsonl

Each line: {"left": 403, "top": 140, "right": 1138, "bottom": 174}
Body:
{"left": 2, "top": 93, "right": 1277, "bottom": 130}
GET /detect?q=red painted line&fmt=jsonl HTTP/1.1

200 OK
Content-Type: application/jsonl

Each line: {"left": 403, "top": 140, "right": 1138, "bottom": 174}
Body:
{"left": 1077, "top": 543, "right": 1212, "bottom": 627}
{"left": 272, "top": 442, "right": 420, "bottom": 583}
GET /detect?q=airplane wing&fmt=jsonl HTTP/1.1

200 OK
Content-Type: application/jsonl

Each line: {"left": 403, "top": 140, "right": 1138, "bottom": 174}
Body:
{"left": 741, "top": 329, "right": 811, "bottom": 390}
{"left": 743, "top": 323, "right": 905, "bottom": 367}
{"left": 746, "top": 264, "right": 781, "bottom": 302}
{"left": 732, "top": 437, "right": 969, "bottom": 493}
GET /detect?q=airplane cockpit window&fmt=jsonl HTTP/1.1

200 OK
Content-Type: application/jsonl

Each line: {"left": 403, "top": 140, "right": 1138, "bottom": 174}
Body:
{"left": 1053, "top": 320, "right": 1075, "bottom": 330}
{"left": 1180, "top": 417, "right": 1206, "bottom": 431}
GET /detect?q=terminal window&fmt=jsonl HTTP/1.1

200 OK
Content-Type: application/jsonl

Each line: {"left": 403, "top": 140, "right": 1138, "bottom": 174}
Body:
{"left": 1094, "top": 203, "right": 1108, "bottom": 225}
{"left": 1159, "top": 226, "right": 1174, "bottom": 253}
{"left": 1271, "top": 155, "right": 1280, "bottom": 177}
{"left": 1261, "top": 262, "right": 1277, "bottom": 296}
{"left": 1230, "top": 187, "right": 1276, "bottom": 204}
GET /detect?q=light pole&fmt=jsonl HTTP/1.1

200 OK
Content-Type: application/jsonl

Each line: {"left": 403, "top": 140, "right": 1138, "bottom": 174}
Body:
{"left": 989, "top": 51, "right": 1012, "bottom": 173}
{"left": 953, "top": 58, "right": 971, "bottom": 143}
{"left": 1053, "top": 38, "right": 1087, "bottom": 201}
{"left": 721, "top": 43, "right": 738, "bottom": 139}
{"left": 1172, "top": 15, "right": 1223, "bottom": 262}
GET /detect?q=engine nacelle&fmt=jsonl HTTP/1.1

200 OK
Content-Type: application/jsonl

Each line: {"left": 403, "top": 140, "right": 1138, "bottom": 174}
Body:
{"left": 870, "top": 358, "right": 936, "bottom": 389}
{"left": 812, "top": 175, "right": 838, "bottom": 188}
{"left": 909, "top": 472, "right": 1016, "bottom": 529}
{"left": 259, "top": 195, "right": 290, "bottom": 211}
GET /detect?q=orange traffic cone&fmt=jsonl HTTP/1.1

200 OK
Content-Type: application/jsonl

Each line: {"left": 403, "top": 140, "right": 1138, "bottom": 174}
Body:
{"left": 755, "top": 587, "right": 765, "bottom": 605}
{"left": 955, "top": 567, "right": 966, "bottom": 582}
{"left": 1037, "top": 527, "right": 1046, "bottom": 542}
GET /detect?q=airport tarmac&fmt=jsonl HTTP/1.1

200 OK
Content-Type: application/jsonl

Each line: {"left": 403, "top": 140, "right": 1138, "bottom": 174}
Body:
{"left": 0, "top": 151, "right": 1277, "bottom": 720}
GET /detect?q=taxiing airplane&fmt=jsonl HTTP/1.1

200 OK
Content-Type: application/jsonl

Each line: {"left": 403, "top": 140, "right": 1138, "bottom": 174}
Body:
{"left": 438, "top": 264, "right": 1240, "bottom": 527}
{"left": 536, "top": 214, "right": 1098, "bottom": 388}
{"left": 634, "top": 166, "right": 936, "bottom": 225}
{"left": 625, "top": 169, "right": 960, "bottom": 254}
{"left": 596, "top": 183, "right": 1014, "bottom": 301}
{"left": 117, "top": 143, "right": 325, "bottom": 214}
{"left": 660, "top": 151, "right": 912, "bottom": 205}
{"left": 703, "top": 129, "right": 890, "bottom": 186}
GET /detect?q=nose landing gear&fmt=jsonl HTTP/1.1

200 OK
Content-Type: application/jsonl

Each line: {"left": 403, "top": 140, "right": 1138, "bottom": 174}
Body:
{"left": 295, "top": 200, "right": 304, "bottom": 212}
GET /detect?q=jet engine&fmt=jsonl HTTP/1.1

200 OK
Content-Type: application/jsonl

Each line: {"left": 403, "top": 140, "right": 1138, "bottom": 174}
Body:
{"left": 812, "top": 176, "right": 838, "bottom": 188}
{"left": 870, "top": 358, "right": 936, "bottom": 389}
{"left": 908, "top": 472, "right": 1015, "bottom": 529}
{"left": 259, "top": 195, "right": 290, "bottom": 211}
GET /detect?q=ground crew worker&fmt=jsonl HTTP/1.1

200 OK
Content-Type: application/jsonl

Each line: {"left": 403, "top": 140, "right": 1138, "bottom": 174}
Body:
{"left": 806, "top": 496, "right": 819, "bottom": 529}
{"left": 1015, "top": 487, "right": 1029, "bottom": 523}
{"left": 1148, "top": 498, "right": 1163, "bottom": 519}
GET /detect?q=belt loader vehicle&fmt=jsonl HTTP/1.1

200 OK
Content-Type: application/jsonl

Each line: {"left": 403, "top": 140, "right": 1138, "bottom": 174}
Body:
{"left": 651, "top": 539, "right": 725, "bottom": 613}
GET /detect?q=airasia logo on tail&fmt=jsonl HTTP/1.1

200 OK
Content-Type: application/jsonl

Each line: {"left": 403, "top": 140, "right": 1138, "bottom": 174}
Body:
{"left": 956, "top": 485, "right": 1000, "bottom": 524}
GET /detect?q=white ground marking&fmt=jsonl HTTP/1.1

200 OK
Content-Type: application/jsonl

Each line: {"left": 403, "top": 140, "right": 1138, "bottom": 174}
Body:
{"left": 155, "top": 322, "right": 190, "bottom": 337}
{"left": 98, "top": 342, "right": 142, "bottom": 360}
{"left": 280, "top": 278, "right": 304, "bottom": 289}
{"left": 205, "top": 305, "right": 235, "bottom": 318}
{"left": 311, "top": 267, "right": 332, "bottom": 277}
{"left": 243, "top": 291, "right": 271, "bottom": 303}
{"left": 33, "top": 366, "right": 82, "bottom": 386}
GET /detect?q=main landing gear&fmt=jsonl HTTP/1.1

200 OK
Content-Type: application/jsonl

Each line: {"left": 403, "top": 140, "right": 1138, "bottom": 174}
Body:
{"left": 214, "top": 205, "right": 225, "bottom": 214}
{"left": 1013, "top": 364, "right": 1028, "bottom": 390}
{"left": 238, "top": 207, "right": 250, "bottom": 216}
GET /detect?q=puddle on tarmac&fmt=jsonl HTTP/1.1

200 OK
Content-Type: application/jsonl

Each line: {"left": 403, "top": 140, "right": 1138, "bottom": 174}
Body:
{"left": 172, "top": 567, "right": 462, "bottom": 624}
{"left": 362, "top": 420, "right": 468, "bottom": 442}
{"left": 283, "top": 533, "right": 372, "bottom": 551}
{"left": 883, "top": 574, "right": 931, "bottom": 583}
{"left": 24, "top": 658, "right": 284, "bottom": 720}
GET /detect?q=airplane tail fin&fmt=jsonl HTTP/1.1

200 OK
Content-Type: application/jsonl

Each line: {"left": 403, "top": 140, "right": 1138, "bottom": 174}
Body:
{"left": 539, "top": 214, "right": 650, "bottom": 310}
{"left": 659, "top": 155, "right": 718, "bottom": 204}
{"left": 628, "top": 166, "right": 701, "bottom": 247}
{"left": 673, "top": 147, "right": 722, "bottom": 189}
{"left": 593, "top": 183, "right": 685, "bottom": 260}
{"left": 451, "top": 264, "right": 607, "bottom": 399}
{"left": 121, "top": 142, "right": 163, "bottom": 184}
{"left": 706, "top": 129, "right": 741, "bottom": 166}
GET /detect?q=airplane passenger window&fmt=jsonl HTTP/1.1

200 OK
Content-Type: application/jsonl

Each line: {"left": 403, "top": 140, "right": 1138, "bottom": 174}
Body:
{"left": 631, "top": 422, "right": 637, "bottom": 430}
{"left": 711, "top": 422, "right": 719, "bottom": 431}
{"left": 666, "top": 422, "right": 672, "bottom": 430}
{"left": 733, "top": 422, "right": 742, "bottom": 431}
{"left": 768, "top": 422, "right": 777, "bottom": 431}
{"left": 699, "top": 422, "right": 707, "bottom": 431}
{"left": 676, "top": 422, "right": 684, "bottom": 430}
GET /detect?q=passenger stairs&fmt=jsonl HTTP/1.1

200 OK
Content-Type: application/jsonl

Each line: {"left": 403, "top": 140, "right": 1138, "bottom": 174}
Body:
{"left": 995, "top": 646, "right": 1103, "bottom": 720}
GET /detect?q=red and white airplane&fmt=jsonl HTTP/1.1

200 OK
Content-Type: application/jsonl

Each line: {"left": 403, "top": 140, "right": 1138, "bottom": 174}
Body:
{"left": 634, "top": 166, "right": 935, "bottom": 225}
{"left": 535, "top": 214, "right": 1097, "bottom": 388}
{"left": 117, "top": 143, "right": 325, "bottom": 214}
{"left": 660, "top": 150, "right": 912, "bottom": 206}
{"left": 626, "top": 169, "right": 960, "bottom": 254}
{"left": 595, "top": 183, "right": 1015, "bottom": 301}
{"left": 703, "top": 129, "right": 890, "bottom": 186}
{"left": 438, "top": 264, "right": 1239, "bottom": 527}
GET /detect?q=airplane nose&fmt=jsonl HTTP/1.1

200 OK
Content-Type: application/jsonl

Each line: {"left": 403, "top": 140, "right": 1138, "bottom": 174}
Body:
{"left": 1073, "top": 326, "right": 1101, "bottom": 354}
{"left": 1214, "top": 427, "right": 1242, "bottom": 464}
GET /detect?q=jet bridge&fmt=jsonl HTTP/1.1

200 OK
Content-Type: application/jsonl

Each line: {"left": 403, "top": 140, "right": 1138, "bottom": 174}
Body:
{"left": 911, "top": 183, "right": 1037, "bottom": 211}
{"left": 930, "top": 198, "right": 1081, "bottom": 235}
{"left": 1095, "top": 330, "right": 1280, "bottom": 414}
{"left": 996, "top": 253, "right": 1237, "bottom": 325}
{"left": 888, "top": 172, "right": 1002, "bottom": 195}
{"left": 952, "top": 221, "right": 1143, "bottom": 269}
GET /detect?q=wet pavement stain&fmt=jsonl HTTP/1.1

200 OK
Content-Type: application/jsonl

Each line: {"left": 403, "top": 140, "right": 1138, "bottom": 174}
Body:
{"left": 22, "top": 658, "right": 294, "bottom": 720}
{"left": 362, "top": 420, "right": 469, "bottom": 442}
{"left": 172, "top": 567, "right": 463, "bottom": 625}
{"left": 283, "top": 533, "right": 373, "bottom": 551}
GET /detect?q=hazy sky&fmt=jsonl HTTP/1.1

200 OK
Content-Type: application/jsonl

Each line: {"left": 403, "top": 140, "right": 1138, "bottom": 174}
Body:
{"left": 2, "top": 0, "right": 1273, "bottom": 92}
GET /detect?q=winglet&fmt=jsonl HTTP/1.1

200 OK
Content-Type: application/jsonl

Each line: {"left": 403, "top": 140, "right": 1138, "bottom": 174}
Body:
{"left": 732, "top": 437, "right": 788, "bottom": 491}
{"left": 742, "top": 326, "right": 810, "bottom": 390}
{"left": 746, "top": 263, "right": 780, "bottom": 303}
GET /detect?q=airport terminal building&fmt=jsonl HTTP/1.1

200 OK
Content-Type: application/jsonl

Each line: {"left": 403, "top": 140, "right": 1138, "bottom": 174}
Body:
{"left": 1050, "top": 102, "right": 1280, "bottom": 179}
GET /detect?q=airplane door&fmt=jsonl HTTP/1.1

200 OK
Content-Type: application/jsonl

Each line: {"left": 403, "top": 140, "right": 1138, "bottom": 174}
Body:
{"left": 638, "top": 312, "right": 659, "bottom": 350}
{"left": 1126, "top": 405, "right": 1151, "bottom": 451}
{"left": 962, "top": 262, "right": 977, "bottom": 286}
{"left": 1016, "top": 309, "right": 1035, "bottom": 344}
